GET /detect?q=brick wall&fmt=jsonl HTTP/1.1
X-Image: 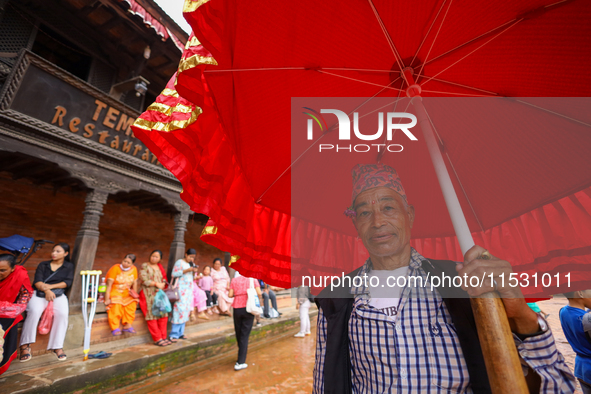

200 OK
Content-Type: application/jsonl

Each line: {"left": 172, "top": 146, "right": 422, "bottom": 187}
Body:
{"left": 0, "top": 172, "right": 85, "bottom": 280}
{"left": 0, "top": 172, "right": 224, "bottom": 281}
{"left": 95, "top": 201, "right": 224, "bottom": 276}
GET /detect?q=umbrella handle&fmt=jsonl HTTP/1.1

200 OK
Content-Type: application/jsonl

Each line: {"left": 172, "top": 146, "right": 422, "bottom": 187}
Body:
{"left": 471, "top": 297, "right": 529, "bottom": 393}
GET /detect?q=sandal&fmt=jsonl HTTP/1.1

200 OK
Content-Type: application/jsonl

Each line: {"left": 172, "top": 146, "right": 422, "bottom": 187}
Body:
{"left": 88, "top": 351, "right": 112, "bottom": 359}
{"left": 111, "top": 328, "right": 122, "bottom": 336}
{"left": 20, "top": 345, "right": 32, "bottom": 363}
{"left": 155, "top": 339, "right": 167, "bottom": 347}
{"left": 179, "top": 335, "right": 188, "bottom": 340}
{"left": 122, "top": 327, "right": 137, "bottom": 334}
{"left": 53, "top": 349, "right": 67, "bottom": 361}
{"left": 168, "top": 337, "right": 178, "bottom": 343}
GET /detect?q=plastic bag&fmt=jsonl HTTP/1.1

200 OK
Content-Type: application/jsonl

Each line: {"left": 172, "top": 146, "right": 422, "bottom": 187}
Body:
{"left": 0, "top": 301, "right": 27, "bottom": 319}
{"left": 152, "top": 289, "right": 172, "bottom": 318}
{"left": 246, "top": 278, "right": 263, "bottom": 315}
{"left": 268, "top": 307, "right": 279, "bottom": 318}
{"left": 38, "top": 301, "right": 54, "bottom": 335}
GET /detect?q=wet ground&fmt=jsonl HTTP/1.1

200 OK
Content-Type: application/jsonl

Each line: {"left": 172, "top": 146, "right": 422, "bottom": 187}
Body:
{"left": 121, "top": 298, "right": 581, "bottom": 394}
{"left": 119, "top": 326, "right": 316, "bottom": 394}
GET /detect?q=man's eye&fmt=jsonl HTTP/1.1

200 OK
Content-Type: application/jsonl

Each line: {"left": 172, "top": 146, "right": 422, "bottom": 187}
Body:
{"left": 359, "top": 211, "right": 370, "bottom": 217}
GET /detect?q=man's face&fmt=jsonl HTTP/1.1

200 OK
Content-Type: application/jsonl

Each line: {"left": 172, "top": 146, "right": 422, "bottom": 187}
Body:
{"left": 353, "top": 187, "right": 414, "bottom": 259}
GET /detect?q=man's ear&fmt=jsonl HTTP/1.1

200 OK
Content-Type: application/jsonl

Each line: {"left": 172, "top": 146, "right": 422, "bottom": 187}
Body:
{"left": 408, "top": 205, "right": 415, "bottom": 229}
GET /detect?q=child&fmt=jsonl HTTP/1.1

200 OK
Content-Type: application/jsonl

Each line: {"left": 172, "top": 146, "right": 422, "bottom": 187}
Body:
{"left": 294, "top": 285, "right": 311, "bottom": 338}
{"left": 198, "top": 266, "right": 216, "bottom": 315}
{"left": 559, "top": 291, "right": 591, "bottom": 393}
{"left": 190, "top": 263, "right": 208, "bottom": 321}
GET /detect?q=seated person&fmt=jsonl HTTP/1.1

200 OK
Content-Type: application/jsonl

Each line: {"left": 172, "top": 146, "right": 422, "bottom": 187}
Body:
{"left": 259, "top": 280, "right": 281, "bottom": 318}
{"left": 105, "top": 254, "right": 139, "bottom": 335}
{"left": 19, "top": 243, "right": 74, "bottom": 362}
{"left": 0, "top": 254, "right": 33, "bottom": 375}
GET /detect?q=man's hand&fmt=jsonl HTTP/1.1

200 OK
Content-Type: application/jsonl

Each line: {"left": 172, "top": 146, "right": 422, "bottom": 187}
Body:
{"left": 45, "top": 290, "right": 56, "bottom": 302}
{"left": 38, "top": 283, "right": 49, "bottom": 292}
{"left": 456, "top": 245, "right": 539, "bottom": 336}
{"left": 296, "top": 303, "right": 300, "bottom": 310}
{"left": 156, "top": 282, "right": 165, "bottom": 290}
{"left": 104, "top": 298, "right": 111, "bottom": 306}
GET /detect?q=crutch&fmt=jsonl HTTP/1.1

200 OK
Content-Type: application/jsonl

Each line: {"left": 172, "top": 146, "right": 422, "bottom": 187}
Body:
{"left": 80, "top": 270, "right": 102, "bottom": 361}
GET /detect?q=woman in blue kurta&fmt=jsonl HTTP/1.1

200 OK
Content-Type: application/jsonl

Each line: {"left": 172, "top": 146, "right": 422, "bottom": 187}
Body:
{"left": 169, "top": 249, "right": 198, "bottom": 341}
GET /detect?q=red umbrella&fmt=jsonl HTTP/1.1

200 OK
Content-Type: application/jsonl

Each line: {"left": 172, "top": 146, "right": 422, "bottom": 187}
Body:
{"left": 134, "top": 0, "right": 591, "bottom": 287}
{"left": 133, "top": 1, "right": 591, "bottom": 391}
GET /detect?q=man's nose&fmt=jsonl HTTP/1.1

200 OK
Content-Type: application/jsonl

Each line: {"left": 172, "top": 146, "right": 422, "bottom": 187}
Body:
{"left": 371, "top": 209, "right": 387, "bottom": 227}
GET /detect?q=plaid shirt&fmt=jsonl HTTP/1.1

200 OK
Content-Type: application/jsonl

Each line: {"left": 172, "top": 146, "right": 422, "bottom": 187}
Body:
{"left": 313, "top": 248, "right": 576, "bottom": 393}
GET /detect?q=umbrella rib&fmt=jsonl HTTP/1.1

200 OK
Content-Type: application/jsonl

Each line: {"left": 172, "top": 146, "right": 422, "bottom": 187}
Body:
{"left": 204, "top": 67, "right": 307, "bottom": 72}
{"left": 421, "top": 76, "right": 499, "bottom": 95}
{"left": 410, "top": 0, "right": 448, "bottom": 67}
{"left": 421, "top": 90, "right": 497, "bottom": 97}
{"left": 513, "top": 99, "right": 591, "bottom": 129}
{"left": 415, "top": 18, "right": 517, "bottom": 71}
{"left": 415, "top": 0, "right": 571, "bottom": 71}
{"left": 317, "top": 70, "right": 404, "bottom": 92}
{"left": 256, "top": 79, "right": 402, "bottom": 204}
{"left": 422, "top": 104, "right": 486, "bottom": 233}
{"left": 420, "top": 19, "right": 523, "bottom": 88}
{"left": 415, "top": 0, "right": 454, "bottom": 84}
{"left": 204, "top": 67, "right": 396, "bottom": 73}
{"left": 367, "top": 0, "right": 405, "bottom": 74}
{"left": 323, "top": 68, "right": 394, "bottom": 73}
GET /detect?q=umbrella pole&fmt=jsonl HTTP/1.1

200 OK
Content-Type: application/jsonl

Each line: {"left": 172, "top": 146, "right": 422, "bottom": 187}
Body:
{"left": 406, "top": 79, "right": 528, "bottom": 393}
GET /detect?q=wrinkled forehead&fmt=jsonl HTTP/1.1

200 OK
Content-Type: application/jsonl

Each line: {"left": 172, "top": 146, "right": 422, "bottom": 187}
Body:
{"left": 354, "top": 186, "right": 406, "bottom": 209}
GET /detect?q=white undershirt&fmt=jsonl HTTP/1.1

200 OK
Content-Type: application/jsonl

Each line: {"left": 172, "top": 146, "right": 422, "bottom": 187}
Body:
{"left": 368, "top": 266, "right": 409, "bottom": 322}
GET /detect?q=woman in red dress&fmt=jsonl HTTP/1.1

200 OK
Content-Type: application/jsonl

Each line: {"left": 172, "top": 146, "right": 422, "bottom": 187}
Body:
{"left": 0, "top": 254, "right": 33, "bottom": 375}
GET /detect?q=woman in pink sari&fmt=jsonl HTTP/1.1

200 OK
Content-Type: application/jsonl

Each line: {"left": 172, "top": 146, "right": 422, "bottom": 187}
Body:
{"left": 211, "top": 258, "right": 232, "bottom": 316}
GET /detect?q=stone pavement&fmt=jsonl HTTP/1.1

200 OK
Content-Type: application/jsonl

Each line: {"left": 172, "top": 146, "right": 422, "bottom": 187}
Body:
{"left": 0, "top": 297, "right": 314, "bottom": 394}
{"left": 538, "top": 298, "right": 582, "bottom": 394}
{"left": 115, "top": 298, "right": 584, "bottom": 394}
{"left": 0, "top": 296, "right": 583, "bottom": 394}
{"left": 115, "top": 319, "right": 318, "bottom": 394}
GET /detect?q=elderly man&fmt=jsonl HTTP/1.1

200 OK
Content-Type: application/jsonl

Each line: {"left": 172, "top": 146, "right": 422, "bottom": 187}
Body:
{"left": 313, "top": 163, "right": 575, "bottom": 393}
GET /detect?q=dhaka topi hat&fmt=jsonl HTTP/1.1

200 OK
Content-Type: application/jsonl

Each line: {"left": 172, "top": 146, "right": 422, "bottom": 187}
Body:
{"left": 344, "top": 163, "right": 407, "bottom": 218}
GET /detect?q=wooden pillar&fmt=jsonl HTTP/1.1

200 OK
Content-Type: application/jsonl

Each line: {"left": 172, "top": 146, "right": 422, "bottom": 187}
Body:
{"left": 167, "top": 210, "right": 190, "bottom": 279}
{"left": 69, "top": 189, "right": 109, "bottom": 313}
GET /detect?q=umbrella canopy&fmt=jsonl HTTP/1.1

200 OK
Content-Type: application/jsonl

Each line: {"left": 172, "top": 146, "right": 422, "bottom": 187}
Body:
{"left": 133, "top": 0, "right": 591, "bottom": 293}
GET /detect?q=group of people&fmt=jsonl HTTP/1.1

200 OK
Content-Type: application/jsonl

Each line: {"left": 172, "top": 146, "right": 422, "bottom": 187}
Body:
{"left": 0, "top": 244, "right": 239, "bottom": 374}
{"left": 107, "top": 249, "right": 235, "bottom": 345}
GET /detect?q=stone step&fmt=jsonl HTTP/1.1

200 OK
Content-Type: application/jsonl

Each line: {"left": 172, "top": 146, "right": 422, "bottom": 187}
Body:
{"left": 10, "top": 291, "right": 296, "bottom": 360}
{"left": 3, "top": 292, "right": 299, "bottom": 379}
{"left": 1, "top": 304, "right": 317, "bottom": 394}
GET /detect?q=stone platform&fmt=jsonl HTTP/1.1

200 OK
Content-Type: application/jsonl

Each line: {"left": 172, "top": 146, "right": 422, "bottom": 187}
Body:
{"left": 0, "top": 292, "right": 310, "bottom": 394}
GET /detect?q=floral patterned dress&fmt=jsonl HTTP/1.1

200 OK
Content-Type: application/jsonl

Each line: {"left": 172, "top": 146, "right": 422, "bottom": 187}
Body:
{"left": 171, "top": 259, "right": 193, "bottom": 325}
{"left": 139, "top": 263, "right": 167, "bottom": 321}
